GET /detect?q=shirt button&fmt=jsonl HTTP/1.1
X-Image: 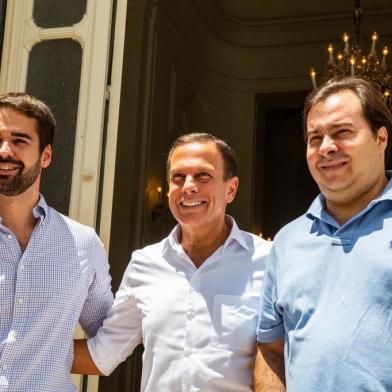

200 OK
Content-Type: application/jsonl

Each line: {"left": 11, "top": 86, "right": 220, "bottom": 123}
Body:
{"left": 7, "top": 234, "right": 12, "bottom": 239}
{"left": 18, "top": 298, "right": 23, "bottom": 304}
{"left": 19, "top": 264, "right": 25, "bottom": 270}
{"left": 2, "top": 364, "right": 7, "bottom": 370}
{"left": 187, "top": 311, "right": 193, "bottom": 320}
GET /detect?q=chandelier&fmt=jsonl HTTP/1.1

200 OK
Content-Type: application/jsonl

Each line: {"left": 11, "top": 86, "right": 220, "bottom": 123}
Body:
{"left": 310, "top": 0, "right": 392, "bottom": 109}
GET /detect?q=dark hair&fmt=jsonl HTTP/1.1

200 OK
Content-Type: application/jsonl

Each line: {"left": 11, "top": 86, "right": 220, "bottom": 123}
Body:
{"left": 167, "top": 132, "right": 237, "bottom": 181}
{"left": 303, "top": 76, "right": 392, "bottom": 162}
{"left": 0, "top": 92, "right": 55, "bottom": 152}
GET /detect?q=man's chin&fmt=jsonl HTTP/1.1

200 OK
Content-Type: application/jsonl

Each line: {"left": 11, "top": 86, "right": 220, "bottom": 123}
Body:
{"left": 318, "top": 174, "right": 352, "bottom": 190}
{"left": 0, "top": 179, "right": 17, "bottom": 195}
{"left": 0, "top": 178, "right": 37, "bottom": 197}
{"left": 319, "top": 185, "right": 357, "bottom": 205}
{"left": 0, "top": 187, "right": 25, "bottom": 197}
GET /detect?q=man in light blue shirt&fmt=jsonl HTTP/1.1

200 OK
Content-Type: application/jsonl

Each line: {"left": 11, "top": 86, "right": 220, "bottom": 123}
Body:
{"left": 254, "top": 77, "right": 392, "bottom": 391}
{"left": 0, "top": 93, "right": 113, "bottom": 391}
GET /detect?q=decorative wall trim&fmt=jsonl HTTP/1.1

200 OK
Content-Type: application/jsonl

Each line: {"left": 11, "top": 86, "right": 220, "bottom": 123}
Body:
{"left": 0, "top": 0, "right": 30, "bottom": 91}
{"left": 68, "top": 0, "right": 113, "bottom": 229}
{"left": 199, "top": 0, "right": 392, "bottom": 27}
{"left": 0, "top": 0, "right": 114, "bottom": 229}
{"left": 155, "top": 6, "right": 310, "bottom": 93}
{"left": 1, "top": 4, "right": 114, "bottom": 389}
{"left": 193, "top": 0, "right": 392, "bottom": 47}
{"left": 168, "top": 64, "right": 176, "bottom": 135}
{"left": 98, "top": 0, "right": 128, "bottom": 250}
{"left": 179, "top": 90, "right": 213, "bottom": 131}
{"left": 137, "top": 2, "right": 159, "bottom": 246}
{"left": 24, "top": 16, "right": 89, "bottom": 50}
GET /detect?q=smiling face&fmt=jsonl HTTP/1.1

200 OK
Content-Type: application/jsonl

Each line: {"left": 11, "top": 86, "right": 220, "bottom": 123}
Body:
{"left": 0, "top": 108, "right": 52, "bottom": 197}
{"left": 168, "top": 141, "right": 238, "bottom": 234}
{"left": 306, "top": 89, "right": 387, "bottom": 207}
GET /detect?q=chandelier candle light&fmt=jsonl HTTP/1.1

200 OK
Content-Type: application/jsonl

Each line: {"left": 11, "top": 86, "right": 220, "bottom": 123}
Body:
{"left": 310, "top": 0, "right": 392, "bottom": 109}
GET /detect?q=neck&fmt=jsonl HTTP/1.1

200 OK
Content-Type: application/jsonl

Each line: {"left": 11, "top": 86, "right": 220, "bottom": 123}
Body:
{"left": 0, "top": 188, "right": 40, "bottom": 250}
{"left": 180, "top": 216, "right": 232, "bottom": 268}
{"left": 326, "top": 174, "right": 388, "bottom": 225}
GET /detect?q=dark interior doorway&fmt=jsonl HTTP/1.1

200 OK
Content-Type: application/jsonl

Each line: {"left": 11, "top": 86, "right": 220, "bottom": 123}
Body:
{"left": 253, "top": 91, "right": 319, "bottom": 239}
{"left": 0, "top": 0, "right": 6, "bottom": 63}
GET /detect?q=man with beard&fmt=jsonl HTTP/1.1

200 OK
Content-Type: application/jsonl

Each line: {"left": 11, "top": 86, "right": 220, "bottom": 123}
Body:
{"left": 254, "top": 77, "right": 392, "bottom": 391}
{"left": 72, "top": 133, "right": 271, "bottom": 391}
{"left": 0, "top": 92, "right": 113, "bottom": 392}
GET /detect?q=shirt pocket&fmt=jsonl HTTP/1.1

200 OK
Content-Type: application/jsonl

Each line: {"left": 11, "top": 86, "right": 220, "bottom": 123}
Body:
{"left": 212, "top": 294, "right": 259, "bottom": 352}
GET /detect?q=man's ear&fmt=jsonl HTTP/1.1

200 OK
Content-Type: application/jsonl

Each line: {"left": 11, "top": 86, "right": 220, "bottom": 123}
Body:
{"left": 377, "top": 126, "right": 388, "bottom": 151}
{"left": 226, "top": 176, "right": 239, "bottom": 204}
{"left": 40, "top": 145, "right": 52, "bottom": 169}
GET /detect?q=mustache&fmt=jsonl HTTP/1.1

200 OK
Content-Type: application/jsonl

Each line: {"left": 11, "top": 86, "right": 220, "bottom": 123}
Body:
{"left": 0, "top": 157, "right": 24, "bottom": 167}
{"left": 316, "top": 153, "right": 347, "bottom": 163}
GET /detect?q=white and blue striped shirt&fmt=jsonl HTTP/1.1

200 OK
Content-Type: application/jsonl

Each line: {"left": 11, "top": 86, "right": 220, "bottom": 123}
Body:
{"left": 0, "top": 196, "right": 113, "bottom": 392}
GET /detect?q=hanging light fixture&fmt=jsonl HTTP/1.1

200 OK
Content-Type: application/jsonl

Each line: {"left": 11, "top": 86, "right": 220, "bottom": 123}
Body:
{"left": 310, "top": 0, "right": 392, "bottom": 108}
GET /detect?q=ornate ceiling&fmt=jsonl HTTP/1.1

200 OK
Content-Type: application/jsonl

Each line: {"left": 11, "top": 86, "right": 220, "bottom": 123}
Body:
{"left": 189, "top": 0, "right": 392, "bottom": 47}
{"left": 212, "top": 0, "right": 392, "bottom": 22}
{"left": 156, "top": 0, "right": 392, "bottom": 89}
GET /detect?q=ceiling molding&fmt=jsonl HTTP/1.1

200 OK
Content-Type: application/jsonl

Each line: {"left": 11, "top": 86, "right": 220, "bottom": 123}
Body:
{"left": 200, "top": 0, "right": 392, "bottom": 27}
{"left": 154, "top": 0, "right": 392, "bottom": 93}
{"left": 191, "top": 0, "right": 392, "bottom": 47}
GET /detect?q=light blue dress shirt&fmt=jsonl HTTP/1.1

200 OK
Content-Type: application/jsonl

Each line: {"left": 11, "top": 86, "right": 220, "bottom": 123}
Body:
{"left": 0, "top": 196, "right": 113, "bottom": 392}
{"left": 257, "top": 177, "right": 392, "bottom": 391}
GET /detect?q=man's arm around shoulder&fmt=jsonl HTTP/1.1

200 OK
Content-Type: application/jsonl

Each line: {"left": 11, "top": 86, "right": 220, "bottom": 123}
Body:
{"left": 254, "top": 337, "right": 285, "bottom": 392}
{"left": 72, "top": 339, "right": 103, "bottom": 375}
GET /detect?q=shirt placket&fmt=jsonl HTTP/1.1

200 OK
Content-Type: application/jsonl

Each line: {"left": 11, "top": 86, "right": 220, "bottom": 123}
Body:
{"left": 0, "top": 220, "right": 44, "bottom": 379}
{"left": 0, "top": 230, "right": 26, "bottom": 381}
{"left": 176, "top": 247, "right": 220, "bottom": 392}
{"left": 181, "top": 264, "right": 204, "bottom": 392}
{"left": 182, "top": 281, "right": 194, "bottom": 392}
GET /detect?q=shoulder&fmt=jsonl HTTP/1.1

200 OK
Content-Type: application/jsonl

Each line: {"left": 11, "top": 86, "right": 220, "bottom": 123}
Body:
{"left": 133, "top": 236, "right": 167, "bottom": 258}
{"left": 125, "top": 237, "right": 168, "bottom": 271}
{"left": 121, "top": 237, "right": 169, "bottom": 284}
{"left": 240, "top": 230, "right": 273, "bottom": 256}
{"left": 47, "top": 207, "right": 97, "bottom": 235}
{"left": 264, "top": 214, "right": 312, "bottom": 272}
{"left": 46, "top": 207, "right": 104, "bottom": 252}
{"left": 273, "top": 213, "right": 311, "bottom": 243}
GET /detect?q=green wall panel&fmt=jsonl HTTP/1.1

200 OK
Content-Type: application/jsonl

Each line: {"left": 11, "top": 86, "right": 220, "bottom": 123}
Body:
{"left": 26, "top": 39, "right": 82, "bottom": 214}
{"left": 33, "top": 0, "right": 86, "bottom": 28}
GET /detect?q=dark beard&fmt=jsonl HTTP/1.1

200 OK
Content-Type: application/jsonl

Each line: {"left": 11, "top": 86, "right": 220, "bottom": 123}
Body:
{"left": 0, "top": 157, "right": 41, "bottom": 196}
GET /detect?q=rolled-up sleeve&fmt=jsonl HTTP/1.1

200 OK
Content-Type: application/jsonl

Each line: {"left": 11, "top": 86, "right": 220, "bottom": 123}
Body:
{"left": 256, "top": 244, "right": 284, "bottom": 343}
{"left": 79, "top": 233, "right": 113, "bottom": 337}
{"left": 87, "top": 259, "right": 143, "bottom": 375}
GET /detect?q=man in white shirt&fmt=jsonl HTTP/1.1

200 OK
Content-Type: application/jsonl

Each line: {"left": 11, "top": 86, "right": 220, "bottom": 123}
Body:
{"left": 72, "top": 132, "right": 271, "bottom": 391}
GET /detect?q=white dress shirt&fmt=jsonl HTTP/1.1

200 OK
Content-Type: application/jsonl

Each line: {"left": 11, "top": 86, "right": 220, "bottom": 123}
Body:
{"left": 88, "top": 217, "right": 271, "bottom": 391}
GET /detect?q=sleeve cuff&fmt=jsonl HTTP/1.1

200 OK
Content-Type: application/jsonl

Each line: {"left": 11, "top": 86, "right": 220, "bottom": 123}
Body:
{"left": 256, "top": 323, "right": 284, "bottom": 343}
{"left": 87, "top": 338, "right": 113, "bottom": 376}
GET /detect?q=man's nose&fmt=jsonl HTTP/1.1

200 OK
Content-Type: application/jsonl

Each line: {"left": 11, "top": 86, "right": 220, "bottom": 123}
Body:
{"left": 183, "top": 175, "right": 198, "bottom": 193}
{"left": 0, "top": 141, "right": 13, "bottom": 158}
{"left": 319, "top": 135, "right": 338, "bottom": 157}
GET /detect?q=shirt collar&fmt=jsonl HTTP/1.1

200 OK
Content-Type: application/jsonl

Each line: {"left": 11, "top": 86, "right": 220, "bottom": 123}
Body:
{"left": 32, "top": 194, "right": 49, "bottom": 222}
{"left": 306, "top": 171, "right": 392, "bottom": 224}
{"left": 223, "top": 215, "right": 249, "bottom": 251}
{"left": 306, "top": 193, "right": 326, "bottom": 220}
{"left": 0, "top": 193, "right": 48, "bottom": 225}
{"left": 164, "top": 215, "right": 249, "bottom": 254}
{"left": 367, "top": 171, "right": 392, "bottom": 206}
